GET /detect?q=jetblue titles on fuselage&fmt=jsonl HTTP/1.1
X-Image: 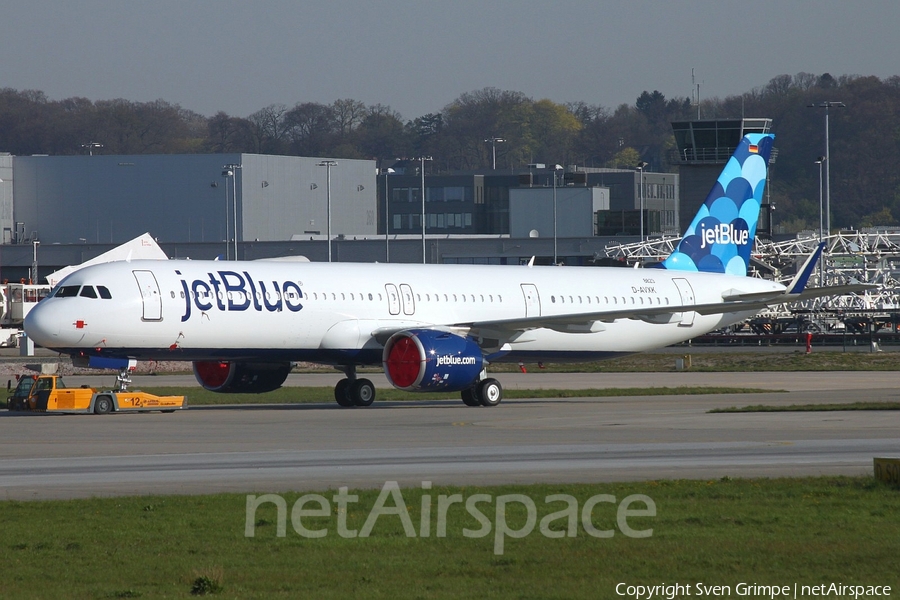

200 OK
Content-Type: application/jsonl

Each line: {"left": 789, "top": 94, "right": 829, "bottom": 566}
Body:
{"left": 177, "top": 269, "right": 303, "bottom": 322}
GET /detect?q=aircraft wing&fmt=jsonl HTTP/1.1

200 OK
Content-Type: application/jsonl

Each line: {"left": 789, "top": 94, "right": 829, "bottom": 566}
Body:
{"left": 458, "top": 283, "right": 876, "bottom": 339}
{"left": 367, "top": 282, "right": 876, "bottom": 349}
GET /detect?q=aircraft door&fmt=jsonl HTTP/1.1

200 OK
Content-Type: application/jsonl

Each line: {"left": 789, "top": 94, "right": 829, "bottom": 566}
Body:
{"left": 672, "top": 278, "right": 695, "bottom": 327}
{"left": 385, "top": 284, "right": 401, "bottom": 315}
{"left": 133, "top": 270, "right": 163, "bottom": 321}
{"left": 399, "top": 284, "right": 415, "bottom": 316}
{"left": 520, "top": 284, "right": 541, "bottom": 318}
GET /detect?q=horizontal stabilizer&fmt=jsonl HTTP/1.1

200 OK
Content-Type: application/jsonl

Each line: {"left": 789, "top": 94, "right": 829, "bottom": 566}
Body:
{"left": 721, "top": 288, "right": 785, "bottom": 302}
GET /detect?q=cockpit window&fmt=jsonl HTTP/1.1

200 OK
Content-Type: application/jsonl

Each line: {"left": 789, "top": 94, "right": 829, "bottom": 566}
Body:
{"left": 53, "top": 284, "right": 112, "bottom": 299}
{"left": 55, "top": 285, "right": 81, "bottom": 298}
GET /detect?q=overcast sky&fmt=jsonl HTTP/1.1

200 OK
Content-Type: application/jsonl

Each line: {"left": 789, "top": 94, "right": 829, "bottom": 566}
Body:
{"left": 1, "top": 0, "right": 897, "bottom": 121}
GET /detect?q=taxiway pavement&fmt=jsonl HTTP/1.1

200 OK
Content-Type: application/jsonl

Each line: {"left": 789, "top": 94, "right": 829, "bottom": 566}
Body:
{"left": 1, "top": 372, "right": 897, "bottom": 500}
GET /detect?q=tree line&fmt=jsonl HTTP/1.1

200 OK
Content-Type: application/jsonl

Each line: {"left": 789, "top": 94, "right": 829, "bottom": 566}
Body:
{"left": 1, "top": 73, "right": 899, "bottom": 232}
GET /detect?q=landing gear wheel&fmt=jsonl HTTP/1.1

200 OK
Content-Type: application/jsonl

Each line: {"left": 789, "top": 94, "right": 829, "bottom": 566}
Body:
{"left": 94, "top": 395, "right": 113, "bottom": 414}
{"left": 477, "top": 378, "right": 502, "bottom": 407}
{"left": 334, "top": 378, "right": 354, "bottom": 407}
{"left": 461, "top": 387, "right": 481, "bottom": 407}
{"left": 350, "top": 378, "right": 376, "bottom": 407}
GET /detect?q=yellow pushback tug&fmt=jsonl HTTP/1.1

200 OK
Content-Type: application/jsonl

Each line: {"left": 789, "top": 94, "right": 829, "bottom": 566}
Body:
{"left": 7, "top": 372, "right": 186, "bottom": 414}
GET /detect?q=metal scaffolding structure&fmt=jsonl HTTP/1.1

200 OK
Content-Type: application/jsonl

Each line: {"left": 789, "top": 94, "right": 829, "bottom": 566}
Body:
{"left": 600, "top": 230, "right": 900, "bottom": 336}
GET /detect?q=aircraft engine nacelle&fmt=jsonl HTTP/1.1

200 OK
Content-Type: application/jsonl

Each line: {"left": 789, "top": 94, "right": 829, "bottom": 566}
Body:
{"left": 383, "top": 329, "right": 484, "bottom": 392}
{"left": 192, "top": 360, "right": 292, "bottom": 394}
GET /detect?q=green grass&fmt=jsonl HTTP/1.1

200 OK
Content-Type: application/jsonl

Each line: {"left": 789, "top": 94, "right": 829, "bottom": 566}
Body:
{"left": 1, "top": 477, "right": 898, "bottom": 598}
{"left": 711, "top": 401, "right": 900, "bottom": 413}
{"left": 137, "top": 386, "right": 778, "bottom": 406}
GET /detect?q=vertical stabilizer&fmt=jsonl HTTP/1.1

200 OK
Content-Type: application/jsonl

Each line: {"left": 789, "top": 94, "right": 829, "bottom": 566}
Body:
{"left": 662, "top": 133, "right": 775, "bottom": 276}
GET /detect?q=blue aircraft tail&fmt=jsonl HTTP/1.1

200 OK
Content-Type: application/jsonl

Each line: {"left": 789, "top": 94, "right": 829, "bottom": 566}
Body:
{"left": 661, "top": 133, "right": 775, "bottom": 276}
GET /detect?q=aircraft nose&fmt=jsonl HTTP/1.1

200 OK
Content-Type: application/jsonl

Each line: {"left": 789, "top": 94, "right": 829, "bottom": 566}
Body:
{"left": 23, "top": 301, "right": 63, "bottom": 348}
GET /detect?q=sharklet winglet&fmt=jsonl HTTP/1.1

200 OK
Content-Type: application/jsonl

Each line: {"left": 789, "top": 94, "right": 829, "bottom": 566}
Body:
{"left": 786, "top": 242, "right": 826, "bottom": 294}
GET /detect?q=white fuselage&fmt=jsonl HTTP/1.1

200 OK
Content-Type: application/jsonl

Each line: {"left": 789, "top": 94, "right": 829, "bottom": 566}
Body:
{"left": 24, "top": 259, "right": 783, "bottom": 364}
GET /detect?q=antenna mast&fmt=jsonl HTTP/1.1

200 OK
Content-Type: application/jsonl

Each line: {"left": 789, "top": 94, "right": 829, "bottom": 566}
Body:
{"left": 691, "top": 69, "right": 701, "bottom": 120}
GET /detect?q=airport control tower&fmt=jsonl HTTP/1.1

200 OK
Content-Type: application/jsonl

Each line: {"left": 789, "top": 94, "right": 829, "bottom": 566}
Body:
{"left": 669, "top": 118, "right": 774, "bottom": 234}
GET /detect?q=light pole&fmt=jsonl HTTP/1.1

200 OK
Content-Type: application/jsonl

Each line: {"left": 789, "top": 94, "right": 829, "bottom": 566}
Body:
{"left": 808, "top": 101, "right": 845, "bottom": 235}
{"left": 418, "top": 156, "right": 432, "bottom": 263}
{"left": 383, "top": 168, "right": 394, "bottom": 262}
{"left": 31, "top": 240, "right": 39, "bottom": 284}
{"left": 662, "top": 176, "right": 668, "bottom": 233}
{"left": 552, "top": 164, "right": 562, "bottom": 264}
{"left": 816, "top": 156, "right": 826, "bottom": 285}
{"left": 636, "top": 162, "right": 649, "bottom": 242}
{"left": 317, "top": 160, "right": 338, "bottom": 262}
{"left": 222, "top": 164, "right": 242, "bottom": 260}
{"left": 221, "top": 175, "right": 229, "bottom": 259}
{"left": 484, "top": 137, "right": 506, "bottom": 170}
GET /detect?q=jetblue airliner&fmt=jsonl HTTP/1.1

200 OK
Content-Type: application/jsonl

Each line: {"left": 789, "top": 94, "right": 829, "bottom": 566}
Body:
{"left": 23, "top": 134, "right": 851, "bottom": 407}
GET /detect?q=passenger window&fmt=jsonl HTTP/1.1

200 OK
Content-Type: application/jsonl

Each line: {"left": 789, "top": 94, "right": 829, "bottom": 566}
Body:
{"left": 80, "top": 286, "right": 98, "bottom": 299}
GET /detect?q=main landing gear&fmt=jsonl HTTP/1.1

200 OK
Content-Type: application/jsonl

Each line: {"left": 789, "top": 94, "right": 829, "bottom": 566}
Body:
{"left": 460, "top": 377, "right": 503, "bottom": 407}
{"left": 334, "top": 366, "right": 375, "bottom": 408}
{"left": 332, "top": 367, "right": 503, "bottom": 408}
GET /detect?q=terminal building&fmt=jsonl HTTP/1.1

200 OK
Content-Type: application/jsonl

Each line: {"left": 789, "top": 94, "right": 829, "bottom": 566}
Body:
{"left": 379, "top": 163, "right": 678, "bottom": 239}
